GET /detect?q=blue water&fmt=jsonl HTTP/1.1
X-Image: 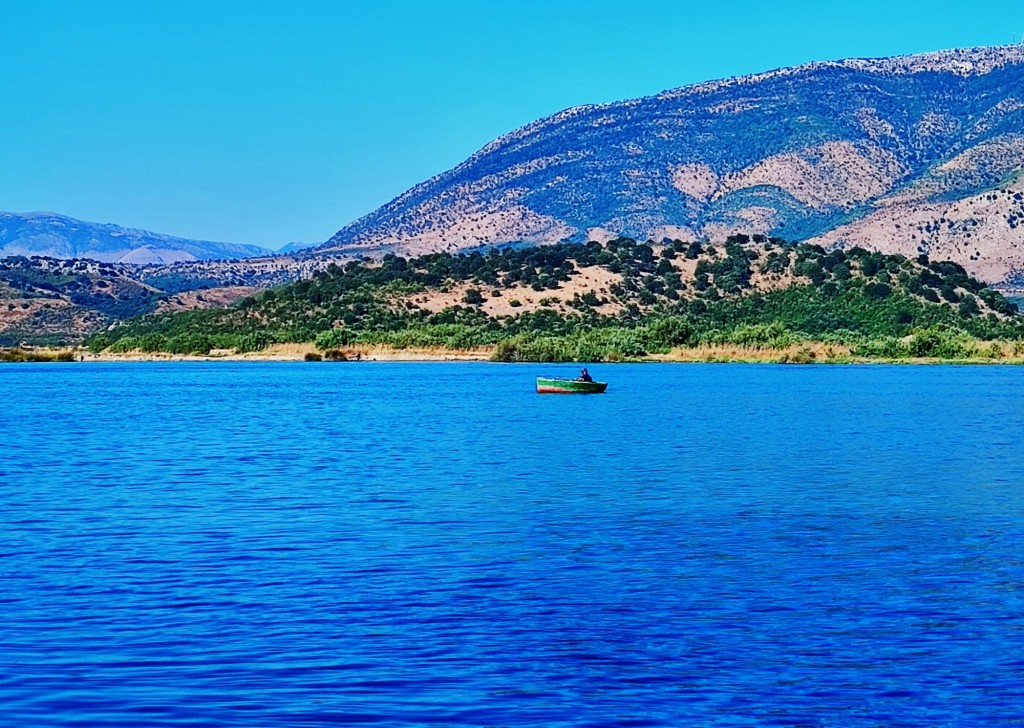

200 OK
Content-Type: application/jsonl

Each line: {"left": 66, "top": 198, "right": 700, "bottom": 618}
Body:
{"left": 2, "top": 362, "right": 1024, "bottom": 727}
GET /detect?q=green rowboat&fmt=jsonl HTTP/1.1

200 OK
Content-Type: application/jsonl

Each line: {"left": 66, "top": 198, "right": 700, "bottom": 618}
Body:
{"left": 536, "top": 377, "right": 608, "bottom": 394}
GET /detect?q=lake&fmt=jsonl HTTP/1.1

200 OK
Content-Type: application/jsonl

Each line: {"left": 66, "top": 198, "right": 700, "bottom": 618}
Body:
{"left": 2, "top": 362, "right": 1023, "bottom": 726}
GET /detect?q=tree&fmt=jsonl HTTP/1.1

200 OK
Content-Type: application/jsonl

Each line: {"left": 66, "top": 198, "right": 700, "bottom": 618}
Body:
{"left": 646, "top": 318, "right": 694, "bottom": 348}
{"left": 958, "top": 295, "right": 980, "bottom": 317}
{"left": 864, "top": 282, "right": 891, "bottom": 300}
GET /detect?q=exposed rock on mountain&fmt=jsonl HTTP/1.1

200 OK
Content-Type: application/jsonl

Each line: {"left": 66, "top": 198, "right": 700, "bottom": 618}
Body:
{"left": 322, "top": 46, "right": 1024, "bottom": 284}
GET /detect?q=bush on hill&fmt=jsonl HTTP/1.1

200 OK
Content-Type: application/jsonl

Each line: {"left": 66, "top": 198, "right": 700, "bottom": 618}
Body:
{"left": 88, "top": 236, "right": 1024, "bottom": 361}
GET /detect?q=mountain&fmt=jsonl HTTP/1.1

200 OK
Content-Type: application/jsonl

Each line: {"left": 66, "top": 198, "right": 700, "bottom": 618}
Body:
{"left": 276, "top": 241, "right": 320, "bottom": 254}
{"left": 0, "top": 211, "right": 271, "bottom": 264}
{"left": 321, "top": 46, "right": 1024, "bottom": 286}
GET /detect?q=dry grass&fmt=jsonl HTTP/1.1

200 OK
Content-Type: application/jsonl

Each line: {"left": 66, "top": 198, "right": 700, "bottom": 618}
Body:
{"left": 88, "top": 342, "right": 491, "bottom": 362}
{"left": 0, "top": 347, "right": 78, "bottom": 363}
{"left": 400, "top": 264, "right": 624, "bottom": 318}
{"left": 155, "top": 286, "right": 259, "bottom": 314}
{"left": 346, "top": 344, "right": 491, "bottom": 361}
{"left": 78, "top": 340, "right": 1024, "bottom": 364}
{"left": 653, "top": 341, "right": 1024, "bottom": 364}
{"left": 650, "top": 342, "right": 852, "bottom": 363}
{"left": 246, "top": 342, "right": 491, "bottom": 361}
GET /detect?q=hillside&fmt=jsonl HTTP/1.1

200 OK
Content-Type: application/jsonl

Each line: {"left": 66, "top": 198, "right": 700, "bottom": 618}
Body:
{"left": 91, "top": 236, "right": 1024, "bottom": 361}
{"left": 0, "top": 244, "right": 368, "bottom": 344}
{"left": 135, "top": 251, "right": 347, "bottom": 293}
{"left": 0, "top": 256, "right": 266, "bottom": 346}
{"left": 321, "top": 46, "right": 1024, "bottom": 286}
{"left": 0, "top": 256, "right": 161, "bottom": 346}
{"left": 0, "top": 211, "right": 271, "bottom": 264}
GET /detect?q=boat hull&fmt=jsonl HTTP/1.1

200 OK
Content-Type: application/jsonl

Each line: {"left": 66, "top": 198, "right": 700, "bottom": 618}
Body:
{"left": 536, "top": 377, "right": 608, "bottom": 394}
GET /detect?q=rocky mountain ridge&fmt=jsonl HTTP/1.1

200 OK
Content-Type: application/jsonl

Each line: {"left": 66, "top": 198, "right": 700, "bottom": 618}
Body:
{"left": 322, "top": 45, "right": 1024, "bottom": 286}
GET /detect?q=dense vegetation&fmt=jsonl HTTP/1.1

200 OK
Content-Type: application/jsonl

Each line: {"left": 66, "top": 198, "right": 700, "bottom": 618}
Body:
{"left": 89, "top": 236, "right": 1024, "bottom": 361}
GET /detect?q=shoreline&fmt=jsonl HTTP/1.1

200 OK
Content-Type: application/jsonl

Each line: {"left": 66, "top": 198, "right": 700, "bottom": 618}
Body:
{"left": 84, "top": 343, "right": 494, "bottom": 363}
{"left": 7, "top": 342, "right": 1024, "bottom": 365}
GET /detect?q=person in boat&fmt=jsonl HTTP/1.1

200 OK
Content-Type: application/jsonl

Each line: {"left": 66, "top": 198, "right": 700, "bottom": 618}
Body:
{"left": 578, "top": 368, "right": 593, "bottom": 382}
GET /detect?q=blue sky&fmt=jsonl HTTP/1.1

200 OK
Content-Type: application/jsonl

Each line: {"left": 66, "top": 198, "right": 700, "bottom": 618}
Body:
{"left": 2, "top": 1, "right": 1020, "bottom": 248}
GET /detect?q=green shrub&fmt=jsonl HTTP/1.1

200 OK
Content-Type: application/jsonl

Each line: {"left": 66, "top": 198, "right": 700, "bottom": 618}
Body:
{"left": 958, "top": 295, "right": 980, "bottom": 317}
{"left": 981, "top": 342, "right": 1003, "bottom": 359}
{"left": 908, "top": 326, "right": 977, "bottom": 359}
{"left": 492, "top": 335, "right": 567, "bottom": 362}
{"left": 165, "top": 333, "right": 213, "bottom": 355}
{"left": 490, "top": 330, "right": 646, "bottom": 363}
{"left": 109, "top": 336, "right": 140, "bottom": 353}
{"left": 315, "top": 328, "right": 354, "bottom": 349}
{"left": 722, "top": 322, "right": 795, "bottom": 349}
{"left": 642, "top": 317, "right": 695, "bottom": 349}
{"left": 852, "top": 337, "right": 910, "bottom": 358}
{"left": 238, "top": 331, "right": 276, "bottom": 353}
{"left": 87, "top": 333, "right": 112, "bottom": 353}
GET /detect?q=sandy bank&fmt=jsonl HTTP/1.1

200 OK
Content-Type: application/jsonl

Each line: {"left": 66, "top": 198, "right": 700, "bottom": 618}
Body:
{"left": 53, "top": 340, "right": 1024, "bottom": 365}
{"left": 83, "top": 343, "right": 492, "bottom": 363}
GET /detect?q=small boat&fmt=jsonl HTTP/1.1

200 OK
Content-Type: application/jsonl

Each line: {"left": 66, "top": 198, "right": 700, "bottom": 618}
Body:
{"left": 536, "top": 376, "right": 608, "bottom": 394}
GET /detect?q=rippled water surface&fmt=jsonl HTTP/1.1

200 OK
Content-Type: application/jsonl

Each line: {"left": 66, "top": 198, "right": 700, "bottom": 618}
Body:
{"left": 3, "top": 362, "right": 1024, "bottom": 726}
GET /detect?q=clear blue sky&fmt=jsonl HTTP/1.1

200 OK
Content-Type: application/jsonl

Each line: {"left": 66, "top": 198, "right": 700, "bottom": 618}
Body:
{"left": 2, "top": 1, "right": 1020, "bottom": 248}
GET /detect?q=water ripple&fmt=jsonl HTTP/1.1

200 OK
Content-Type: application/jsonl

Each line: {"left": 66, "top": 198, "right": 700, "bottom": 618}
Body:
{"left": 2, "top": 362, "right": 1023, "bottom": 725}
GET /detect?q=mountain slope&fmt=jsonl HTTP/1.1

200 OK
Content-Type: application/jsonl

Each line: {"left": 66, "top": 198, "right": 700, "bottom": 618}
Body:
{"left": 0, "top": 211, "right": 271, "bottom": 264}
{"left": 0, "top": 247, "right": 361, "bottom": 344}
{"left": 322, "top": 46, "right": 1024, "bottom": 285}
{"left": 0, "top": 256, "right": 161, "bottom": 346}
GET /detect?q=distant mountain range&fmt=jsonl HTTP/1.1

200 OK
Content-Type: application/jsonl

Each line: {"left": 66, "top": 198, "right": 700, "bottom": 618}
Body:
{"left": 321, "top": 45, "right": 1024, "bottom": 285}
{"left": 0, "top": 212, "right": 271, "bottom": 264}
{"left": 276, "top": 241, "right": 320, "bottom": 255}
